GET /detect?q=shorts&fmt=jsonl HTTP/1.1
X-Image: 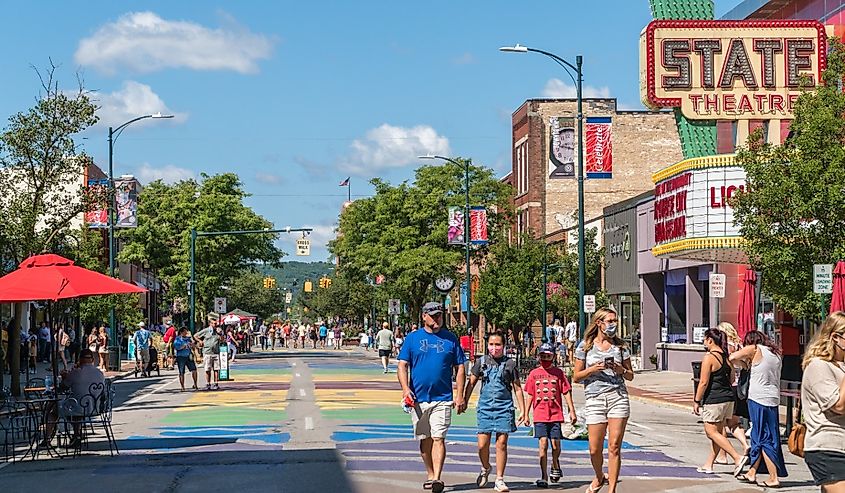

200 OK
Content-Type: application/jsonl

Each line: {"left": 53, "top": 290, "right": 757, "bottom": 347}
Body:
{"left": 378, "top": 349, "right": 391, "bottom": 357}
{"left": 136, "top": 348, "right": 150, "bottom": 366}
{"left": 319, "top": 335, "right": 327, "bottom": 342}
{"left": 700, "top": 401, "right": 734, "bottom": 423}
{"left": 585, "top": 389, "right": 631, "bottom": 425}
{"left": 176, "top": 355, "right": 197, "bottom": 375}
{"left": 165, "top": 342, "right": 174, "bottom": 357}
{"left": 203, "top": 354, "right": 219, "bottom": 371}
{"left": 533, "top": 422, "right": 562, "bottom": 439}
{"left": 805, "top": 450, "right": 845, "bottom": 486}
{"left": 410, "top": 401, "right": 452, "bottom": 439}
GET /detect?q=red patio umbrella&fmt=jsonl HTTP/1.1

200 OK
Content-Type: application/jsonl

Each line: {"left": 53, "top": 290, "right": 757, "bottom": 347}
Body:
{"left": 830, "top": 260, "right": 845, "bottom": 314}
{"left": 737, "top": 268, "right": 757, "bottom": 339}
{"left": 0, "top": 253, "right": 146, "bottom": 391}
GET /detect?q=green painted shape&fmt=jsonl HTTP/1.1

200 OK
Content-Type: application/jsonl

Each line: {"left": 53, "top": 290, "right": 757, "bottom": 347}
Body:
{"left": 649, "top": 0, "right": 717, "bottom": 159}
{"left": 321, "top": 405, "right": 477, "bottom": 426}
{"left": 311, "top": 368, "right": 381, "bottom": 376}
{"left": 161, "top": 406, "right": 287, "bottom": 427}
{"left": 230, "top": 369, "right": 290, "bottom": 375}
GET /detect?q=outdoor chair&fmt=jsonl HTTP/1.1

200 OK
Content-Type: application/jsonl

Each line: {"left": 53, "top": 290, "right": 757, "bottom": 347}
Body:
{"left": 0, "top": 390, "right": 25, "bottom": 461}
{"left": 76, "top": 381, "right": 119, "bottom": 456}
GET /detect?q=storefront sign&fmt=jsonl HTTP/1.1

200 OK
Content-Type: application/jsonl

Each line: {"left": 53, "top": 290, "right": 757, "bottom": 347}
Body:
{"left": 654, "top": 172, "right": 690, "bottom": 244}
{"left": 813, "top": 264, "right": 833, "bottom": 294}
{"left": 585, "top": 117, "right": 612, "bottom": 179}
{"left": 640, "top": 20, "right": 826, "bottom": 119}
{"left": 609, "top": 231, "right": 631, "bottom": 261}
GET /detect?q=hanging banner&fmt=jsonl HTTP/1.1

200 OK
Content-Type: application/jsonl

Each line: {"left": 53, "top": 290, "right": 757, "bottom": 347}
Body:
{"left": 114, "top": 178, "right": 139, "bottom": 228}
{"left": 469, "top": 207, "right": 488, "bottom": 245}
{"left": 549, "top": 116, "right": 576, "bottom": 179}
{"left": 85, "top": 178, "right": 109, "bottom": 228}
{"left": 447, "top": 206, "right": 465, "bottom": 245}
{"left": 585, "top": 117, "right": 612, "bottom": 179}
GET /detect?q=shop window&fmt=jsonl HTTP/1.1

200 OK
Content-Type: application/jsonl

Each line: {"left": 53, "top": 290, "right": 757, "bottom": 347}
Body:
{"left": 665, "top": 270, "right": 687, "bottom": 343}
{"left": 716, "top": 120, "right": 737, "bottom": 154}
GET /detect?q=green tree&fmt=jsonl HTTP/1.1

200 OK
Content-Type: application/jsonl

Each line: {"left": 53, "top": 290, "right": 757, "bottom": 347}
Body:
{"left": 224, "top": 270, "right": 283, "bottom": 319}
{"left": 732, "top": 39, "right": 845, "bottom": 320}
{"left": 330, "top": 159, "right": 512, "bottom": 321}
{"left": 119, "top": 173, "right": 283, "bottom": 324}
{"left": 548, "top": 227, "right": 608, "bottom": 321}
{"left": 0, "top": 64, "right": 99, "bottom": 268}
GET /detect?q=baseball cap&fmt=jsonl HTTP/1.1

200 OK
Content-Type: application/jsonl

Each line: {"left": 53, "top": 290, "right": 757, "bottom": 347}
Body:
{"left": 422, "top": 302, "right": 443, "bottom": 315}
{"left": 137, "top": 321, "right": 146, "bottom": 328}
{"left": 538, "top": 343, "right": 555, "bottom": 354}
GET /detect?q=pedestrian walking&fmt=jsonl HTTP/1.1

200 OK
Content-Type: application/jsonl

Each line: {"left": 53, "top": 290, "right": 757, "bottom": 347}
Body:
{"left": 27, "top": 327, "right": 37, "bottom": 374}
{"left": 133, "top": 321, "right": 152, "bottom": 377}
{"left": 308, "top": 324, "right": 318, "bottom": 349}
{"left": 564, "top": 319, "right": 577, "bottom": 365}
{"left": 525, "top": 343, "right": 577, "bottom": 488}
{"left": 693, "top": 328, "right": 748, "bottom": 476}
{"left": 268, "top": 325, "right": 277, "bottom": 351}
{"left": 573, "top": 307, "right": 634, "bottom": 493}
{"left": 259, "top": 322, "right": 268, "bottom": 350}
{"left": 98, "top": 326, "right": 109, "bottom": 371}
{"left": 67, "top": 325, "right": 79, "bottom": 365}
{"left": 226, "top": 327, "right": 237, "bottom": 362}
{"left": 376, "top": 322, "right": 394, "bottom": 373}
{"left": 730, "top": 330, "right": 787, "bottom": 486}
{"left": 194, "top": 323, "right": 222, "bottom": 390}
{"left": 163, "top": 324, "right": 177, "bottom": 370}
{"left": 800, "top": 311, "right": 845, "bottom": 492}
{"left": 284, "top": 321, "right": 292, "bottom": 348}
{"left": 319, "top": 322, "right": 328, "bottom": 349}
{"left": 397, "top": 301, "right": 466, "bottom": 493}
{"left": 461, "top": 331, "right": 527, "bottom": 492}
{"left": 173, "top": 327, "right": 199, "bottom": 391}
{"left": 56, "top": 324, "right": 70, "bottom": 371}
{"left": 333, "top": 324, "right": 343, "bottom": 349}
{"left": 716, "top": 322, "right": 750, "bottom": 466}
{"left": 298, "top": 323, "right": 307, "bottom": 349}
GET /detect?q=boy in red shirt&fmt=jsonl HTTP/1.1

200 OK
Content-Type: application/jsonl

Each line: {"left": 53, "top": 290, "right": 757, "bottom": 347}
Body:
{"left": 524, "top": 343, "right": 577, "bottom": 488}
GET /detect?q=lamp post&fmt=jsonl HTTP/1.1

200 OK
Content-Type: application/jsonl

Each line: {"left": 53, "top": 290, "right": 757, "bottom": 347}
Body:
{"left": 500, "top": 44, "right": 587, "bottom": 339}
{"left": 419, "top": 155, "right": 473, "bottom": 337}
{"left": 107, "top": 112, "right": 173, "bottom": 369}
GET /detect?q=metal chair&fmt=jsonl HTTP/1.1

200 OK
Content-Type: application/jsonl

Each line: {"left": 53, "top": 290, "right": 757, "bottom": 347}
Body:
{"left": 76, "top": 381, "right": 118, "bottom": 456}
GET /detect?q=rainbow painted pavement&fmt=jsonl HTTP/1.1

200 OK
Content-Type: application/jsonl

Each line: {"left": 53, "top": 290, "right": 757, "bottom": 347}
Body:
{"left": 310, "top": 356, "right": 714, "bottom": 482}
{"left": 122, "top": 361, "right": 291, "bottom": 453}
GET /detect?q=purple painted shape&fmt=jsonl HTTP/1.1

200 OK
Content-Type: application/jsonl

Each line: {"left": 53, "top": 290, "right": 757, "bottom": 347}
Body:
{"left": 339, "top": 449, "right": 678, "bottom": 464}
{"left": 219, "top": 382, "right": 290, "bottom": 391}
{"left": 314, "top": 382, "right": 399, "bottom": 390}
{"left": 344, "top": 460, "right": 711, "bottom": 479}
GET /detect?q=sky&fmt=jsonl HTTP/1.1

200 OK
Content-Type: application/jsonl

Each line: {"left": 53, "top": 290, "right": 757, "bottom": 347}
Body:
{"left": 1, "top": 1, "right": 744, "bottom": 260}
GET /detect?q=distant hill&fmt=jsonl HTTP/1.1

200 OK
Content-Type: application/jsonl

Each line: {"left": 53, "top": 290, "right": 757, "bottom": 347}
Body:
{"left": 259, "top": 261, "right": 335, "bottom": 295}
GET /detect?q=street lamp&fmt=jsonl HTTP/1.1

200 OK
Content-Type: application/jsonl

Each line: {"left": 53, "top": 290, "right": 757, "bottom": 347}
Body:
{"left": 500, "top": 44, "right": 587, "bottom": 339}
{"left": 107, "top": 112, "right": 173, "bottom": 369}
{"left": 419, "top": 154, "right": 473, "bottom": 337}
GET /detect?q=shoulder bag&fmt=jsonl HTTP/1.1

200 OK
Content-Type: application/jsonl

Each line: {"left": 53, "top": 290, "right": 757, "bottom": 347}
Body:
{"left": 736, "top": 367, "right": 751, "bottom": 401}
{"left": 787, "top": 399, "right": 805, "bottom": 458}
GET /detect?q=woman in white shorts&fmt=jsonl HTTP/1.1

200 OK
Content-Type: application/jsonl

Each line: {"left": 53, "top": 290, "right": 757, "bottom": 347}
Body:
{"left": 573, "top": 307, "right": 634, "bottom": 493}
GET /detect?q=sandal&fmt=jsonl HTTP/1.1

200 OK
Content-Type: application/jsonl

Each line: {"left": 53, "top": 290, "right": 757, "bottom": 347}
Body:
{"left": 535, "top": 479, "right": 548, "bottom": 488}
{"left": 550, "top": 468, "right": 562, "bottom": 482}
{"left": 757, "top": 481, "right": 780, "bottom": 488}
{"left": 696, "top": 467, "right": 715, "bottom": 474}
{"left": 738, "top": 474, "right": 756, "bottom": 483}
{"left": 733, "top": 455, "right": 750, "bottom": 477}
{"left": 423, "top": 480, "right": 433, "bottom": 490}
{"left": 431, "top": 480, "right": 444, "bottom": 493}
{"left": 585, "top": 474, "right": 609, "bottom": 493}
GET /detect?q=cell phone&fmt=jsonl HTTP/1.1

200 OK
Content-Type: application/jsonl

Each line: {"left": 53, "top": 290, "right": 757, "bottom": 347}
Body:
{"left": 604, "top": 357, "right": 615, "bottom": 366}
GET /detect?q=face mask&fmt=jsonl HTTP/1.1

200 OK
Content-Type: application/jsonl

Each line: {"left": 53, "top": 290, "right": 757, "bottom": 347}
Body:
{"left": 603, "top": 323, "right": 618, "bottom": 338}
{"left": 835, "top": 335, "right": 845, "bottom": 352}
{"left": 488, "top": 345, "right": 504, "bottom": 358}
{"left": 540, "top": 359, "right": 553, "bottom": 369}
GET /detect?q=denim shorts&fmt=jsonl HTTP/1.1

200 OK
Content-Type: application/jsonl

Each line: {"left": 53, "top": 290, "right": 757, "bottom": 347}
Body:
{"left": 176, "top": 355, "right": 197, "bottom": 375}
{"left": 534, "top": 422, "right": 562, "bottom": 439}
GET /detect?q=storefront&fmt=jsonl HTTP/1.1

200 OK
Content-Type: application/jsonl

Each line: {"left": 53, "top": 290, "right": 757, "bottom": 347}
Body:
{"left": 636, "top": 17, "right": 827, "bottom": 372}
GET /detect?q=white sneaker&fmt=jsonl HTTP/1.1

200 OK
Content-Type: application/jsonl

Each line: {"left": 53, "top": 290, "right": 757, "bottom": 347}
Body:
{"left": 476, "top": 468, "right": 490, "bottom": 487}
{"left": 494, "top": 479, "right": 510, "bottom": 492}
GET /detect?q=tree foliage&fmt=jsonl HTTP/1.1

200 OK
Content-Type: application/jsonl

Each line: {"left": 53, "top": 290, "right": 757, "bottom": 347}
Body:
{"left": 0, "top": 63, "right": 100, "bottom": 270}
{"left": 732, "top": 38, "right": 845, "bottom": 320}
{"left": 548, "top": 227, "right": 608, "bottom": 321}
{"left": 224, "top": 270, "right": 284, "bottom": 320}
{"left": 330, "top": 159, "right": 512, "bottom": 321}
{"left": 299, "top": 274, "right": 374, "bottom": 323}
{"left": 118, "top": 173, "right": 283, "bottom": 324}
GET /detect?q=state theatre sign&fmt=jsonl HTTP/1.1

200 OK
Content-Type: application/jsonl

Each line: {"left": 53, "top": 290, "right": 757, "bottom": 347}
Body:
{"left": 640, "top": 20, "right": 826, "bottom": 119}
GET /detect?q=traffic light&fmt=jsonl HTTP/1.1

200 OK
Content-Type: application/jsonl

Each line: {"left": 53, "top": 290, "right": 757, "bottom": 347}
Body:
{"left": 319, "top": 277, "right": 332, "bottom": 289}
{"left": 268, "top": 277, "right": 276, "bottom": 289}
{"left": 262, "top": 277, "right": 270, "bottom": 289}
{"left": 324, "top": 277, "right": 332, "bottom": 288}
{"left": 304, "top": 280, "right": 313, "bottom": 292}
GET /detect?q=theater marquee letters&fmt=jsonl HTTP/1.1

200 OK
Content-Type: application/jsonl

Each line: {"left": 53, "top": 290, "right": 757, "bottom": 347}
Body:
{"left": 640, "top": 20, "right": 826, "bottom": 119}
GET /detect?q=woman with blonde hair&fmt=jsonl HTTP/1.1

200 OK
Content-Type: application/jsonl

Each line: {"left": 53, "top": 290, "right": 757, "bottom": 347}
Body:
{"left": 801, "top": 311, "right": 845, "bottom": 492}
{"left": 573, "top": 307, "right": 634, "bottom": 493}
{"left": 715, "top": 322, "right": 750, "bottom": 465}
{"left": 98, "top": 326, "right": 109, "bottom": 371}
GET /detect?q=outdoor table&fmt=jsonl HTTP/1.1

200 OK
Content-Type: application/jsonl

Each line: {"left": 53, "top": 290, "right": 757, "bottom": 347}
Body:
{"left": 18, "top": 396, "right": 59, "bottom": 459}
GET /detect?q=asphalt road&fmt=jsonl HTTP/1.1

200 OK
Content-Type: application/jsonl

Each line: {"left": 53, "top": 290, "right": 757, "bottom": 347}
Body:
{"left": 0, "top": 349, "right": 817, "bottom": 492}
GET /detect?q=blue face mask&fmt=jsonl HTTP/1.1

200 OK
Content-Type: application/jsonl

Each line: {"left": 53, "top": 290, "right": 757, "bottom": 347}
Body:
{"left": 603, "top": 323, "right": 618, "bottom": 337}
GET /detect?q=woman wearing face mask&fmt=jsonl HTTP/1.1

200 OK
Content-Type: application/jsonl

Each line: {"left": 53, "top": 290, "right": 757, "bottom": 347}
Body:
{"left": 801, "top": 311, "right": 845, "bottom": 492}
{"left": 573, "top": 307, "right": 634, "bottom": 493}
{"left": 693, "top": 329, "right": 748, "bottom": 476}
{"left": 462, "top": 331, "right": 527, "bottom": 492}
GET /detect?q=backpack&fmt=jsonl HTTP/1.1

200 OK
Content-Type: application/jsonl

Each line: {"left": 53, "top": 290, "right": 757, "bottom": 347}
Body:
{"left": 59, "top": 331, "right": 70, "bottom": 347}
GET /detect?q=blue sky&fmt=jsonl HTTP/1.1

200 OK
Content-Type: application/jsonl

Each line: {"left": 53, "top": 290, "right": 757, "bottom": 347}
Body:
{"left": 2, "top": 1, "right": 743, "bottom": 260}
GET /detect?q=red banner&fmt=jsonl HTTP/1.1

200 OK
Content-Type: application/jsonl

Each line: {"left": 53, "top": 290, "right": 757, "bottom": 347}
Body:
{"left": 585, "top": 117, "right": 612, "bottom": 179}
{"left": 469, "top": 207, "right": 488, "bottom": 245}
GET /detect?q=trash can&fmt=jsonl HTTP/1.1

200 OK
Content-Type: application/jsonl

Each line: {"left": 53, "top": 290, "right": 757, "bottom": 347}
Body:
{"left": 691, "top": 361, "right": 702, "bottom": 395}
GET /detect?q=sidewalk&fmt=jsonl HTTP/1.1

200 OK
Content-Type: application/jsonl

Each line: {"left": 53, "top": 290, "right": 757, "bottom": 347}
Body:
{"left": 628, "top": 370, "right": 696, "bottom": 410}
{"left": 4, "top": 357, "right": 137, "bottom": 393}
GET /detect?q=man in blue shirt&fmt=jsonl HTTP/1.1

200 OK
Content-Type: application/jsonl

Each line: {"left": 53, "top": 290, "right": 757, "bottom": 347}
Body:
{"left": 398, "top": 301, "right": 466, "bottom": 493}
{"left": 133, "top": 321, "right": 152, "bottom": 377}
{"left": 318, "top": 322, "right": 328, "bottom": 349}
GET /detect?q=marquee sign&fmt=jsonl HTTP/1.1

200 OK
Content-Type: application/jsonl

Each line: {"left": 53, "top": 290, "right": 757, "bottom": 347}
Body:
{"left": 640, "top": 20, "right": 826, "bottom": 119}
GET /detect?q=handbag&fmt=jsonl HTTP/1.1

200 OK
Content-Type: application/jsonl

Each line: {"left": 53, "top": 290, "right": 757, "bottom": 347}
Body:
{"left": 736, "top": 368, "right": 751, "bottom": 400}
{"left": 787, "top": 400, "right": 805, "bottom": 458}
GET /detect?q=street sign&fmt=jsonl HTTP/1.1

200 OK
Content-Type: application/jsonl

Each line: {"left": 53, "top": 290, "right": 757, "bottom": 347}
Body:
{"left": 814, "top": 264, "right": 833, "bottom": 294}
{"left": 296, "top": 238, "right": 311, "bottom": 256}
{"left": 693, "top": 326, "right": 707, "bottom": 343}
{"left": 214, "top": 297, "right": 227, "bottom": 314}
{"left": 388, "top": 299, "right": 400, "bottom": 315}
{"left": 709, "top": 273, "right": 726, "bottom": 298}
{"left": 219, "top": 343, "right": 230, "bottom": 380}
{"left": 285, "top": 292, "right": 292, "bottom": 304}
{"left": 583, "top": 295, "right": 596, "bottom": 314}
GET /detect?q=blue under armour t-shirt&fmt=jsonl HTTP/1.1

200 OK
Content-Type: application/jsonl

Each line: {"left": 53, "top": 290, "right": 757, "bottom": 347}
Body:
{"left": 398, "top": 328, "right": 466, "bottom": 403}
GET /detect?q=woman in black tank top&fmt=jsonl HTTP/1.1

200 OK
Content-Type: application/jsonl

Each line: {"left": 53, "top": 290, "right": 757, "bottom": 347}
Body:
{"left": 693, "top": 329, "right": 748, "bottom": 475}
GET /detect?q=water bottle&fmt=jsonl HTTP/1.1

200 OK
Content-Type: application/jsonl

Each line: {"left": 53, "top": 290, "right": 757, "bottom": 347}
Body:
{"left": 45, "top": 375, "right": 54, "bottom": 393}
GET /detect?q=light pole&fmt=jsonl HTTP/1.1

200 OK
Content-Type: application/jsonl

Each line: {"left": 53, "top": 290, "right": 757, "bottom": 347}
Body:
{"left": 500, "top": 44, "right": 587, "bottom": 339}
{"left": 107, "top": 112, "right": 173, "bottom": 369}
{"left": 419, "top": 155, "right": 472, "bottom": 337}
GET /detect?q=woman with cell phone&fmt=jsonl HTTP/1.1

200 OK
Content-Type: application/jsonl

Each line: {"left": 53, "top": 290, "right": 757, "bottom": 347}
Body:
{"left": 573, "top": 307, "right": 634, "bottom": 493}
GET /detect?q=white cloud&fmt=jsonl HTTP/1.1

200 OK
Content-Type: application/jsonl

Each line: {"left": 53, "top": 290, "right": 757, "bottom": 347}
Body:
{"left": 339, "top": 124, "right": 450, "bottom": 175}
{"left": 452, "top": 52, "right": 476, "bottom": 65}
{"left": 135, "top": 163, "right": 195, "bottom": 184}
{"left": 75, "top": 11, "right": 274, "bottom": 74}
{"left": 256, "top": 172, "right": 283, "bottom": 185}
{"left": 94, "top": 81, "right": 186, "bottom": 127}
{"left": 542, "top": 78, "right": 611, "bottom": 98}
